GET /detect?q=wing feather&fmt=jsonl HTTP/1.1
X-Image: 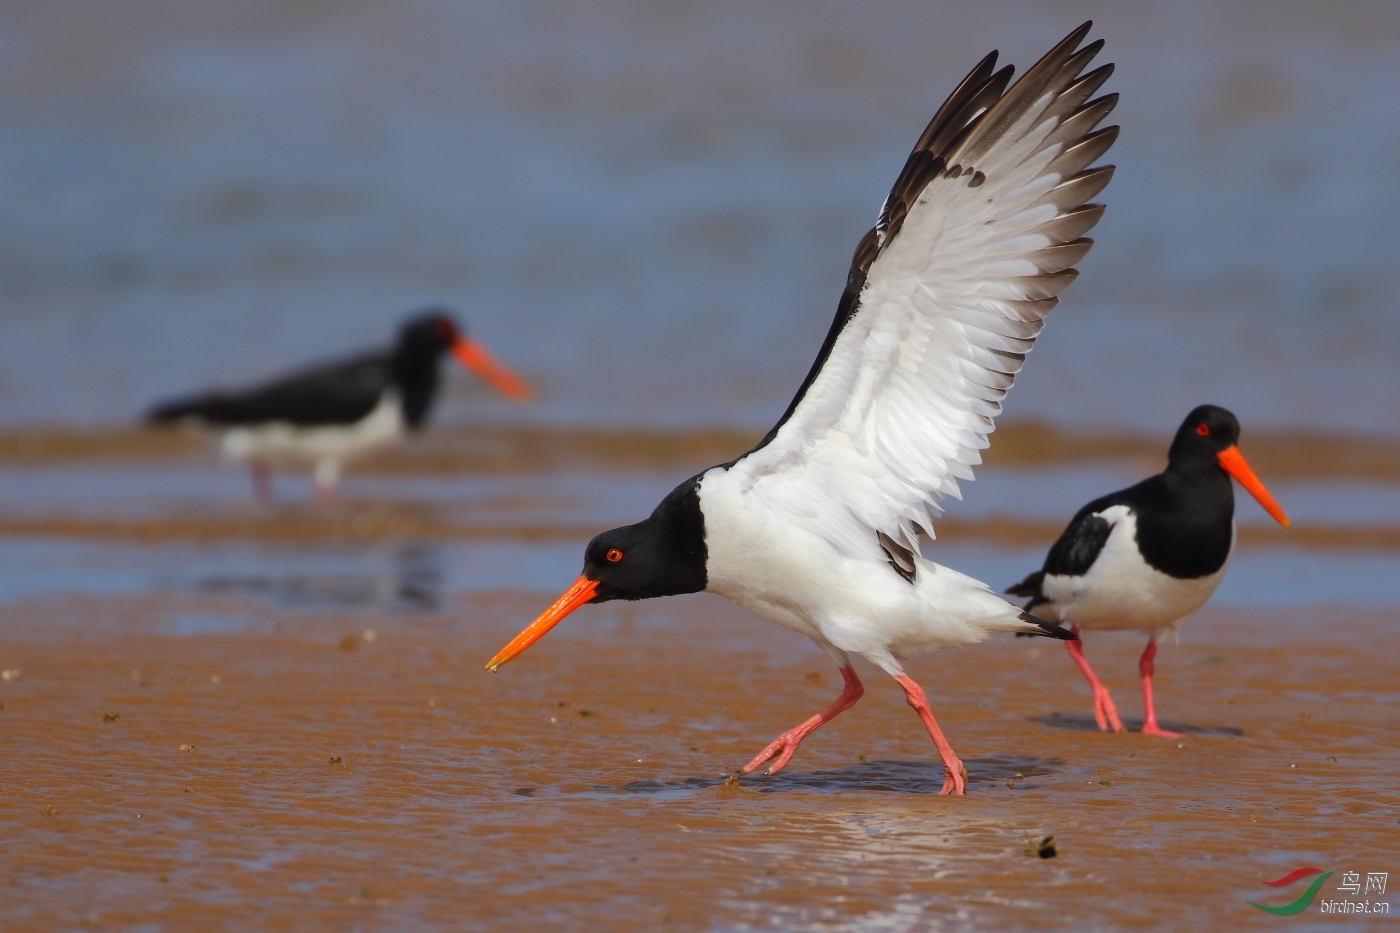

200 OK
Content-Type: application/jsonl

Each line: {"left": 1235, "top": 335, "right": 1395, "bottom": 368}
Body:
{"left": 731, "top": 23, "right": 1118, "bottom": 554}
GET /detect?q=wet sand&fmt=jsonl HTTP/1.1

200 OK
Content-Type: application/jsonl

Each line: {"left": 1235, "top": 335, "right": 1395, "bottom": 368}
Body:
{"left": 1, "top": 506, "right": 1396, "bottom": 551}
{"left": 5, "top": 422, "right": 1400, "bottom": 479}
{"left": 1, "top": 592, "right": 1395, "bottom": 931}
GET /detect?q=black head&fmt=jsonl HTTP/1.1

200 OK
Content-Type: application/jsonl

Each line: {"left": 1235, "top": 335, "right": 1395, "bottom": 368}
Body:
{"left": 396, "top": 309, "right": 464, "bottom": 358}
{"left": 1164, "top": 403, "right": 1290, "bottom": 527}
{"left": 582, "top": 478, "right": 708, "bottom": 602}
{"left": 396, "top": 307, "right": 531, "bottom": 411}
{"left": 389, "top": 309, "right": 464, "bottom": 427}
{"left": 1167, "top": 404, "right": 1240, "bottom": 469}
{"left": 483, "top": 477, "right": 707, "bottom": 672}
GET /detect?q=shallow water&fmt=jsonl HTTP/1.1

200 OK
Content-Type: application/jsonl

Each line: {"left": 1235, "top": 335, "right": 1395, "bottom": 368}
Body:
{"left": 0, "top": 452, "right": 1397, "bottom": 613}
{"left": 1, "top": 532, "right": 1398, "bottom": 620}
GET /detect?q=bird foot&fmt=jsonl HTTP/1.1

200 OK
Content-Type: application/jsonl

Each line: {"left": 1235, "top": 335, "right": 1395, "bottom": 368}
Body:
{"left": 739, "top": 665, "right": 864, "bottom": 776}
{"left": 740, "top": 728, "right": 809, "bottom": 776}
{"left": 939, "top": 758, "right": 969, "bottom": 795}
{"left": 1092, "top": 688, "right": 1124, "bottom": 733}
{"left": 1139, "top": 721, "right": 1181, "bottom": 739}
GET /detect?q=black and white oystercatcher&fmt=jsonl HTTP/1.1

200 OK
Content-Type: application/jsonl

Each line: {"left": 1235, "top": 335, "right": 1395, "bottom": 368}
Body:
{"left": 149, "top": 310, "right": 530, "bottom": 498}
{"left": 1007, "top": 405, "right": 1289, "bottom": 737}
{"left": 487, "top": 23, "right": 1118, "bottom": 794}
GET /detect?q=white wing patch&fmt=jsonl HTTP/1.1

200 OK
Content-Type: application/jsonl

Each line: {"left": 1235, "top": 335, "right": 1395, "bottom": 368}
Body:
{"left": 733, "top": 27, "right": 1116, "bottom": 559}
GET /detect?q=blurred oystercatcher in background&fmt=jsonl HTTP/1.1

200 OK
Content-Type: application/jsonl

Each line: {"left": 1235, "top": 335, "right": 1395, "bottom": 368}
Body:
{"left": 1008, "top": 405, "right": 1290, "bottom": 737}
{"left": 148, "top": 309, "right": 530, "bottom": 499}
{"left": 486, "top": 23, "right": 1117, "bottom": 794}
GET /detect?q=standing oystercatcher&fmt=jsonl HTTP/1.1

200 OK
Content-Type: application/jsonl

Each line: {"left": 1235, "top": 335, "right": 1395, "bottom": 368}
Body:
{"left": 1007, "top": 405, "right": 1289, "bottom": 737}
{"left": 148, "top": 309, "right": 530, "bottom": 499}
{"left": 485, "top": 24, "right": 1118, "bottom": 794}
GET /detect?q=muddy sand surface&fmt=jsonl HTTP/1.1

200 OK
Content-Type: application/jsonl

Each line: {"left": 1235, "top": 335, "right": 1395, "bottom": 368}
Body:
{"left": 6, "top": 423, "right": 1400, "bottom": 480}
{"left": 1, "top": 591, "right": 1394, "bottom": 931}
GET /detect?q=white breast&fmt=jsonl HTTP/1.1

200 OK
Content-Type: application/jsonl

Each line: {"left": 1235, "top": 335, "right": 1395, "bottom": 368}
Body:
{"left": 1038, "top": 505, "right": 1231, "bottom": 634}
{"left": 219, "top": 391, "right": 405, "bottom": 467}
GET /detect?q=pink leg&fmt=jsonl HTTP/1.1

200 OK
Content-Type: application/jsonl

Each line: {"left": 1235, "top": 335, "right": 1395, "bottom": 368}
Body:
{"left": 741, "top": 666, "right": 864, "bottom": 775}
{"left": 1139, "top": 638, "right": 1181, "bottom": 738}
{"left": 312, "top": 460, "right": 339, "bottom": 501}
{"left": 892, "top": 674, "right": 968, "bottom": 795}
{"left": 250, "top": 461, "right": 273, "bottom": 502}
{"left": 1064, "top": 626, "right": 1124, "bottom": 733}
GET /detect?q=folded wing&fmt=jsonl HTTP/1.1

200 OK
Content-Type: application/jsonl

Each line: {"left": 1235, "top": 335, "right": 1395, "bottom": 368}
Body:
{"left": 148, "top": 353, "right": 392, "bottom": 427}
{"left": 733, "top": 22, "right": 1118, "bottom": 556}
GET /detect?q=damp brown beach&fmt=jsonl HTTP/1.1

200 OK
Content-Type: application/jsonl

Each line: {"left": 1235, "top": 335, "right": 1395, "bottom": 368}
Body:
{"left": 0, "top": 587, "right": 1395, "bottom": 930}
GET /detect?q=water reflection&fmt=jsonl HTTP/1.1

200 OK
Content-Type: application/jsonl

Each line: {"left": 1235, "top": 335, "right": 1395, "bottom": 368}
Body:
{"left": 196, "top": 541, "right": 445, "bottom": 611}
{"left": 609, "top": 756, "right": 1064, "bottom": 798}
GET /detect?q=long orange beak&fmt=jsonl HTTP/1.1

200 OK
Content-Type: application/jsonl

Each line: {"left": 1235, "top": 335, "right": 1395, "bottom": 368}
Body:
{"left": 451, "top": 338, "right": 532, "bottom": 402}
{"left": 485, "top": 576, "right": 598, "bottom": 672}
{"left": 1217, "top": 445, "right": 1290, "bottom": 527}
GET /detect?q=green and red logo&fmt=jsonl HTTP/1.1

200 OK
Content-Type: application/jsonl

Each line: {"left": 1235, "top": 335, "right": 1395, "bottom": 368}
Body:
{"left": 1248, "top": 867, "right": 1333, "bottom": 916}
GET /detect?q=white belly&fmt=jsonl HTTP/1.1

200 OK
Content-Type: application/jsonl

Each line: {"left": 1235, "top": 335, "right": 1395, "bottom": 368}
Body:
{"left": 1038, "top": 506, "right": 1230, "bottom": 633}
{"left": 697, "top": 466, "right": 1028, "bottom": 672}
{"left": 219, "top": 392, "right": 405, "bottom": 468}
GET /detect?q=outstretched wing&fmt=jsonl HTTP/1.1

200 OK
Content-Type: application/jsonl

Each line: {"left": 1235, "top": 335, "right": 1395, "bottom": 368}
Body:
{"left": 732, "top": 23, "right": 1117, "bottom": 556}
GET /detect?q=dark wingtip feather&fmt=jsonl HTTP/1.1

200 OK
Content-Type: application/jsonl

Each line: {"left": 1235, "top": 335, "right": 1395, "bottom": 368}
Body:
{"left": 1019, "top": 611, "right": 1077, "bottom": 640}
{"left": 750, "top": 22, "right": 1115, "bottom": 460}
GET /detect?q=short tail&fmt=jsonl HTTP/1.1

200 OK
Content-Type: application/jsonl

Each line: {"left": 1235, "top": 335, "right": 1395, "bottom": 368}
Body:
{"left": 1017, "top": 610, "right": 1077, "bottom": 641}
{"left": 1007, "top": 570, "right": 1055, "bottom": 637}
{"left": 1006, "top": 570, "right": 1045, "bottom": 599}
{"left": 147, "top": 394, "right": 220, "bottom": 424}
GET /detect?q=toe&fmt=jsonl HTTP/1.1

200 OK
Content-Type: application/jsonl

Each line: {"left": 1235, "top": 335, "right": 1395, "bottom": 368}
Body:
{"left": 939, "top": 760, "right": 969, "bottom": 795}
{"left": 765, "top": 741, "right": 801, "bottom": 775}
{"left": 1141, "top": 724, "right": 1181, "bottom": 738}
{"left": 740, "top": 745, "right": 779, "bottom": 774}
{"left": 742, "top": 732, "right": 798, "bottom": 775}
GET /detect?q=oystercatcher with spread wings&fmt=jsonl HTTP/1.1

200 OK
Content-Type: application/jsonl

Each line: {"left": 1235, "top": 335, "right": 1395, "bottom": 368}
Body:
{"left": 487, "top": 24, "right": 1118, "bottom": 794}
{"left": 149, "top": 310, "right": 530, "bottom": 499}
{"left": 1008, "top": 405, "right": 1289, "bottom": 737}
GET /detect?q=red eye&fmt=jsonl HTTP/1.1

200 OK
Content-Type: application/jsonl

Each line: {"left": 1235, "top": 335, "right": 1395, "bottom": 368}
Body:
{"left": 1196, "top": 423, "right": 1210, "bottom": 437}
{"left": 606, "top": 548, "right": 623, "bottom": 563}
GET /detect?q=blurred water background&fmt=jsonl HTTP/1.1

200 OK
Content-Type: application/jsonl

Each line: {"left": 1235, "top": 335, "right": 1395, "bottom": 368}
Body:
{"left": 0, "top": 3, "right": 1396, "bottom": 611}
{"left": 2, "top": 0, "right": 1397, "bottom": 433}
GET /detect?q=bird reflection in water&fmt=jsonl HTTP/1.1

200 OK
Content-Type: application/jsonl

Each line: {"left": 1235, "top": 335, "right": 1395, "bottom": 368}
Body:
{"left": 197, "top": 541, "right": 444, "bottom": 611}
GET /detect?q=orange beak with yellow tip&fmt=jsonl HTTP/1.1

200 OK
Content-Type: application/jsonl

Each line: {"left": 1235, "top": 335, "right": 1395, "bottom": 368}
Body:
{"left": 452, "top": 338, "right": 532, "bottom": 402}
{"left": 485, "top": 576, "right": 598, "bottom": 672}
{"left": 1216, "top": 445, "right": 1290, "bottom": 527}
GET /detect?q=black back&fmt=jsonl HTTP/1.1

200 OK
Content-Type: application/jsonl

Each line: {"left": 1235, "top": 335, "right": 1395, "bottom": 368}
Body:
{"left": 147, "top": 310, "right": 463, "bottom": 430}
{"left": 1009, "top": 405, "right": 1243, "bottom": 603}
